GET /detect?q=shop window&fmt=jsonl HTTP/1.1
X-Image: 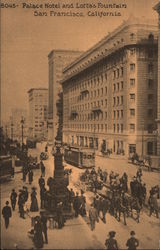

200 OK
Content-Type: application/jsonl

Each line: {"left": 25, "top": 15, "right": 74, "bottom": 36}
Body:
{"left": 129, "top": 144, "right": 136, "bottom": 154}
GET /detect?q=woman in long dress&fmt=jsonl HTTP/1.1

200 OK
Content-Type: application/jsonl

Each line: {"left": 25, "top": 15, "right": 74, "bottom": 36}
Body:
{"left": 30, "top": 188, "right": 39, "bottom": 212}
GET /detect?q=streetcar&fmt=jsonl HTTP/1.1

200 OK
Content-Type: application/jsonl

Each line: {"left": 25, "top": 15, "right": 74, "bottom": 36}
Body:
{"left": 64, "top": 146, "right": 95, "bottom": 168}
{"left": 0, "top": 155, "right": 14, "bottom": 181}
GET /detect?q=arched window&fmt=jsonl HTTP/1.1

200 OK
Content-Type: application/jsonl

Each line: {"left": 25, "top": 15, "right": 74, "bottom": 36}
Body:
{"left": 148, "top": 33, "right": 154, "bottom": 41}
{"left": 130, "top": 33, "right": 135, "bottom": 41}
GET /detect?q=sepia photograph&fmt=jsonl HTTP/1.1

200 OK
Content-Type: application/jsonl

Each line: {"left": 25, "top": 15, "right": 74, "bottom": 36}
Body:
{"left": 1, "top": 0, "right": 160, "bottom": 249}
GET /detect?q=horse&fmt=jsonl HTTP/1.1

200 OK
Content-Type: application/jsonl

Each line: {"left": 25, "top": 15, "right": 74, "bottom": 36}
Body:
{"left": 113, "top": 194, "right": 127, "bottom": 225}
{"left": 128, "top": 197, "right": 141, "bottom": 223}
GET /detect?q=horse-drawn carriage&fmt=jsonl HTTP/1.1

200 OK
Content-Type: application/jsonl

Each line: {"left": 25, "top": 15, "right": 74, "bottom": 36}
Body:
{"left": 97, "top": 185, "right": 141, "bottom": 225}
{"left": 80, "top": 171, "right": 103, "bottom": 192}
{"left": 128, "top": 152, "right": 144, "bottom": 165}
{"left": 128, "top": 153, "right": 160, "bottom": 171}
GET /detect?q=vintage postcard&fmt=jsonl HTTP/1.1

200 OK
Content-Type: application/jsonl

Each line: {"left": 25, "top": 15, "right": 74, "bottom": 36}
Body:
{"left": 1, "top": 0, "right": 160, "bottom": 249}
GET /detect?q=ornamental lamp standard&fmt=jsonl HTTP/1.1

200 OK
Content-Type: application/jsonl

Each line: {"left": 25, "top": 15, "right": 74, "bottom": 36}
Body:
{"left": 142, "top": 124, "right": 144, "bottom": 158}
{"left": 21, "top": 117, "right": 25, "bottom": 148}
{"left": 11, "top": 122, "right": 14, "bottom": 141}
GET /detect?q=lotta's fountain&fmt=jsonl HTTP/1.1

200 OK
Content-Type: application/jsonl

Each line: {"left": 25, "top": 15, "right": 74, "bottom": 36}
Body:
{"left": 44, "top": 92, "right": 72, "bottom": 216}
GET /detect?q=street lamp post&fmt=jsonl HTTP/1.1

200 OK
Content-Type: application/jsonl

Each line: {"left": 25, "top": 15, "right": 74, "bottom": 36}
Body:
{"left": 21, "top": 117, "right": 25, "bottom": 147}
{"left": 142, "top": 124, "right": 144, "bottom": 157}
{"left": 5, "top": 125, "right": 8, "bottom": 139}
{"left": 11, "top": 122, "right": 14, "bottom": 141}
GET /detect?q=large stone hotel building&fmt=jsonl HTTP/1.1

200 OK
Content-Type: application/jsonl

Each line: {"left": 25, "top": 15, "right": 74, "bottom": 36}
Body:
{"left": 61, "top": 17, "right": 158, "bottom": 157}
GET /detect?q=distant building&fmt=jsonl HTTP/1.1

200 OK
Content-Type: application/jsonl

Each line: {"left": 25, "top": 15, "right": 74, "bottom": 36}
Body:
{"left": 28, "top": 88, "right": 48, "bottom": 140}
{"left": 62, "top": 17, "right": 158, "bottom": 157}
{"left": 48, "top": 49, "right": 83, "bottom": 144}
{"left": 10, "top": 108, "right": 28, "bottom": 142}
{"left": 154, "top": 2, "right": 160, "bottom": 156}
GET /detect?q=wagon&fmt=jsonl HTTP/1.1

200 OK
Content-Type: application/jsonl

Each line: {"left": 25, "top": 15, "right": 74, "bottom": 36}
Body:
{"left": 144, "top": 156, "right": 160, "bottom": 171}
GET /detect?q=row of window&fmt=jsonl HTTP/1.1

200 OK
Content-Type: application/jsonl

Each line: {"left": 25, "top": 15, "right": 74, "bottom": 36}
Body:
{"left": 113, "top": 124, "right": 124, "bottom": 133}
{"left": 70, "top": 99, "right": 108, "bottom": 112}
{"left": 113, "top": 96, "right": 124, "bottom": 106}
{"left": 113, "top": 110, "right": 124, "bottom": 119}
{"left": 68, "top": 73, "right": 108, "bottom": 93}
{"left": 113, "top": 81, "right": 124, "bottom": 92}
{"left": 68, "top": 76, "right": 154, "bottom": 105}
{"left": 69, "top": 87, "right": 108, "bottom": 103}
{"left": 65, "top": 123, "right": 108, "bottom": 132}
{"left": 113, "top": 67, "right": 124, "bottom": 79}
{"left": 70, "top": 111, "right": 108, "bottom": 121}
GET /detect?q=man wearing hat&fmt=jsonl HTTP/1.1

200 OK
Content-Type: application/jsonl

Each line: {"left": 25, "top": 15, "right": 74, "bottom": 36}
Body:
{"left": 126, "top": 231, "right": 139, "bottom": 250}
{"left": 40, "top": 212, "right": 48, "bottom": 244}
{"left": 88, "top": 203, "right": 99, "bottom": 231}
{"left": 105, "top": 231, "right": 118, "bottom": 249}
{"left": 2, "top": 201, "right": 12, "bottom": 229}
{"left": 73, "top": 192, "right": 80, "bottom": 217}
{"left": 18, "top": 189, "right": 25, "bottom": 218}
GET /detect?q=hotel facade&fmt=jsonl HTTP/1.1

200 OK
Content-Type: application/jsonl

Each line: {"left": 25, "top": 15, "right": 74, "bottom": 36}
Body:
{"left": 62, "top": 17, "right": 158, "bottom": 157}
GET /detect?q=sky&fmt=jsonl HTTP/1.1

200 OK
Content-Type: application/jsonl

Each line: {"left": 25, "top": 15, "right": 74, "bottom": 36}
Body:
{"left": 1, "top": 0, "right": 159, "bottom": 122}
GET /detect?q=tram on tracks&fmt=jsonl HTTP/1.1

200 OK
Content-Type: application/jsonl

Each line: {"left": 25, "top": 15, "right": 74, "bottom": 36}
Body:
{"left": 64, "top": 146, "right": 95, "bottom": 169}
{"left": 0, "top": 155, "right": 14, "bottom": 181}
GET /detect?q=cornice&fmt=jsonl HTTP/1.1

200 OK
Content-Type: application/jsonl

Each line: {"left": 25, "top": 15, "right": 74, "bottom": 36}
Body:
{"left": 153, "top": 2, "right": 160, "bottom": 13}
{"left": 63, "top": 17, "right": 157, "bottom": 74}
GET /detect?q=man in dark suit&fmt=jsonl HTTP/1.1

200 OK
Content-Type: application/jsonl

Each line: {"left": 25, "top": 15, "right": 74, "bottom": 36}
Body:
{"left": 10, "top": 189, "right": 17, "bottom": 210}
{"left": 2, "top": 201, "right": 12, "bottom": 229}
{"left": 40, "top": 212, "right": 48, "bottom": 244}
